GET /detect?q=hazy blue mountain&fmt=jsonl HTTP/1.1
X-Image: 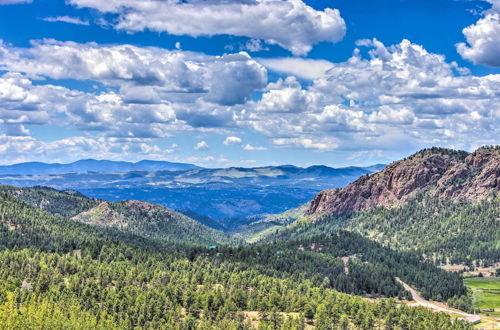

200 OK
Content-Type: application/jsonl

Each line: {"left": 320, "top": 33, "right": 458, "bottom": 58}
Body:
{"left": 0, "top": 163, "right": 384, "bottom": 220}
{"left": 0, "top": 159, "right": 201, "bottom": 175}
{"left": 177, "top": 209, "right": 226, "bottom": 231}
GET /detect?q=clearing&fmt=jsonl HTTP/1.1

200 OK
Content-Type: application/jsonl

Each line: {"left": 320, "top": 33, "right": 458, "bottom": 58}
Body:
{"left": 464, "top": 277, "right": 500, "bottom": 318}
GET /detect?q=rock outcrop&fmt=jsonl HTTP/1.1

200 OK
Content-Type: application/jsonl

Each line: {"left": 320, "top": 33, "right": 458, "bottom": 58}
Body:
{"left": 307, "top": 146, "right": 499, "bottom": 216}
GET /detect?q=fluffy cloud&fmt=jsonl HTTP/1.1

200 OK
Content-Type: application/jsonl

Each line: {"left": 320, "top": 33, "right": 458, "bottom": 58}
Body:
{"left": 0, "top": 40, "right": 267, "bottom": 106}
{"left": 0, "top": 38, "right": 498, "bottom": 159}
{"left": 3, "top": 124, "right": 29, "bottom": 136}
{"left": 223, "top": 136, "right": 242, "bottom": 145}
{"left": 272, "top": 137, "right": 339, "bottom": 151}
{"left": 257, "top": 77, "right": 314, "bottom": 113}
{"left": 68, "top": 0, "right": 345, "bottom": 55}
{"left": 194, "top": 140, "right": 209, "bottom": 150}
{"left": 244, "top": 39, "right": 269, "bottom": 53}
{"left": 204, "top": 53, "right": 267, "bottom": 105}
{"left": 0, "top": 71, "right": 182, "bottom": 138}
{"left": 456, "top": 0, "right": 500, "bottom": 67}
{"left": 0, "top": 72, "right": 60, "bottom": 131}
{"left": 241, "top": 39, "right": 500, "bottom": 151}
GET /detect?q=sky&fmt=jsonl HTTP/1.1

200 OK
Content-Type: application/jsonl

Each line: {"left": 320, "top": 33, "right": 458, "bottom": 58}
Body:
{"left": 0, "top": 0, "right": 499, "bottom": 168}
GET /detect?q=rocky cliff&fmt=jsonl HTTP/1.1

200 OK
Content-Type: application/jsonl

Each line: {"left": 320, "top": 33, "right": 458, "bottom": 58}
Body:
{"left": 307, "top": 146, "right": 499, "bottom": 216}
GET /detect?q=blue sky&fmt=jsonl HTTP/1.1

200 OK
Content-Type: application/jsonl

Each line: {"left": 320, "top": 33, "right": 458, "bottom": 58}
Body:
{"left": 0, "top": 0, "right": 498, "bottom": 167}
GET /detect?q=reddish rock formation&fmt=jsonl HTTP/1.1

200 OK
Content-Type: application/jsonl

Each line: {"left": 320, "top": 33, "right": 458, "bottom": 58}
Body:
{"left": 307, "top": 146, "right": 499, "bottom": 216}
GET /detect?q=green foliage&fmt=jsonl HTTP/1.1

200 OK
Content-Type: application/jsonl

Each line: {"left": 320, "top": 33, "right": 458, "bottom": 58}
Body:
{"left": 345, "top": 195, "right": 500, "bottom": 265}
{"left": 74, "top": 200, "right": 237, "bottom": 246}
{"left": 279, "top": 195, "right": 499, "bottom": 265}
{"left": 464, "top": 278, "right": 500, "bottom": 316}
{"left": 0, "top": 185, "right": 100, "bottom": 217}
{"left": 0, "top": 185, "right": 475, "bottom": 329}
{"left": 0, "top": 247, "right": 473, "bottom": 329}
{"left": 0, "top": 191, "right": 173, "bottom": 253}
{"left": 242, "top": 231, "right": 467, "bottom": 302}
{"left": 0, "top": 186, "right": 236, "bottom": 248}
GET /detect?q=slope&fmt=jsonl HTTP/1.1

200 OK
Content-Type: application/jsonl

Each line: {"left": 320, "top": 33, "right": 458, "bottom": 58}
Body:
{"left": 251, "top": 146, "right": 499, "bottom": 264}
{"left": 307, "top": 146, "right": 498, "bottom": 215}
{"left": 0, "top": 185, "right": 100, "bottom": 217}
{"left": 0, "top": 184, "right": 236, "bottom": 246}
{"left": 0, "top": 190, "right": 167, "bottom": 253}
{"left": 72, "top": 199, "right": 237, "bottom": 246}
{"left": 0, "top": 183, "right": 473, "bottom": 328}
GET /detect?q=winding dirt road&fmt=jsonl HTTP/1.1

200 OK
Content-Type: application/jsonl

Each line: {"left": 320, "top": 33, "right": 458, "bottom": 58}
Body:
{"left": 395, "top": 278, "right": 481, "bottom": 324}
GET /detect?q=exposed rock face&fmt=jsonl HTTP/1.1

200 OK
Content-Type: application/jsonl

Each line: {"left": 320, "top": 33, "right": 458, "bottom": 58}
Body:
{"left": 307, "top": 146, "right": 499, "bottom": 216}
{"left": 434, "top": 147, "right": 500, "bottom": 201}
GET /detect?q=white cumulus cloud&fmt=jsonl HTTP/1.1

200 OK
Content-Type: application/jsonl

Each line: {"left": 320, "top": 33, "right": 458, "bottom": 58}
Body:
{"left": 194, "top": 140, "right": 209, "bottom": 150}
{"left": 259, "top": 57, "right": 334, "bottom": 80}
{"left": 272, "top": 137, "right": 339, "bottom": 151}
{"left": 240, "top": 39, "right": 500, "bottom": 152}
{"left": 68, "top": 0, "right": 346, "bottom": 55}
{"left": 243, "top": 144, "right": 267, "bottom": 151}
{"left": 0, "top": 40, "right": 267, "bottom": 106}
{"left": 456, "top": 0, "right": 500, "bottom": 67}
{"left": 0, "top": 135, "right": 168, "bottom": 164}
{"left": 223, "top": 136, "right": 242, "bottom": 145}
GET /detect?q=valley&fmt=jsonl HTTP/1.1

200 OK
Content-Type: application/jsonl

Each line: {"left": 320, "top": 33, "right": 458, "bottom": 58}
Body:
{"left": 0, "top": 146, "right": 498, "bottom": 329}
{"left": 0, "top": 163, "right": 382, "bottom": 220}
{"left": 3, "top": 0, "right": 499, "bottom": 327}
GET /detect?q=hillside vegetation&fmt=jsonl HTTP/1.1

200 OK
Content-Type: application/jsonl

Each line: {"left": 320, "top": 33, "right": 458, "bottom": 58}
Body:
{"left": 0, "top": 185, "right": 235, "bottom": 247}
{"left": 0, "top": 185, "right": 475, "bottom": 328}
{"left": 72, "top": 200, "right": 236, "bottom": 246}
{"left": 248, "top": 147, "right": 499, "bottom": 265}
{"left": 0, "top": 146, "right": 498, "bottom": 328}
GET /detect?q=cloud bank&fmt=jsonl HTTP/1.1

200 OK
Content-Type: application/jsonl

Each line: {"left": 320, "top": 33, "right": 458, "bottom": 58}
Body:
{"left": 0, "top": 38, "right": 498, "bottom": 163}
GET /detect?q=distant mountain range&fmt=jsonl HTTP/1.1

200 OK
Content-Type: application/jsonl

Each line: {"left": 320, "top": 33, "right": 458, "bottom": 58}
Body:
{"left": 0, "top": 159, "right": 201, "bottom": 175}
{"left": 0, "top": 162, "right": 385, "bottom": 219}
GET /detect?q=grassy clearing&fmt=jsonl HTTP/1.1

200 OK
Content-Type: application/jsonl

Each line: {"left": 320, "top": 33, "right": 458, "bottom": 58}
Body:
{"left": 464, "top": 277, "right": 500, "bottom": 318}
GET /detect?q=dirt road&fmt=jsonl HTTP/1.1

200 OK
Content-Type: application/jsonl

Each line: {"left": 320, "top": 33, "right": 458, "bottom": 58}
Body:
{"left": 395, "top": 278, "right": 481, "bottom": 323}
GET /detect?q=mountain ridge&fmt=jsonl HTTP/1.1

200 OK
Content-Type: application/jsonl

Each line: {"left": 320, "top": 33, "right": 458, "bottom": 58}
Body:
{"left": 307, "top": 146, "right": 499, "bottom": 217}
{"left": 0, "top": 184, "right": 234, "bottom": 245}
{"left": 0, "top": 159, "right": 202, "bottom": 175}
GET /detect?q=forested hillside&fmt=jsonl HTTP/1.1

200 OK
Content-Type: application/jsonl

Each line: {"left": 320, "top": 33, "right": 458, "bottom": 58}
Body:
{"left": 0, "top": 248, "right": 471, "bottom": 329}
{"left": 265, "top": 195, "right": 499, "bottom": 265}
{"left": 0, "top": 185, "right": 100, "bottom": 217}
{"left": 205, "top": 231, "right": 467, "bottom": 303}
{"left": 72, "top": 200, "right": 236, "bottom": 246}
{"left": 248, "top": 147, "right": 499, "bottom": 266}
{"left": 0, "top": 185, "right": 475, "bottom": 328}
{"left": 0, "top": 185, "right": 235, "bottom": 247}
{"left": 343, "top": 196, "right": 499, "bottom": 265}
